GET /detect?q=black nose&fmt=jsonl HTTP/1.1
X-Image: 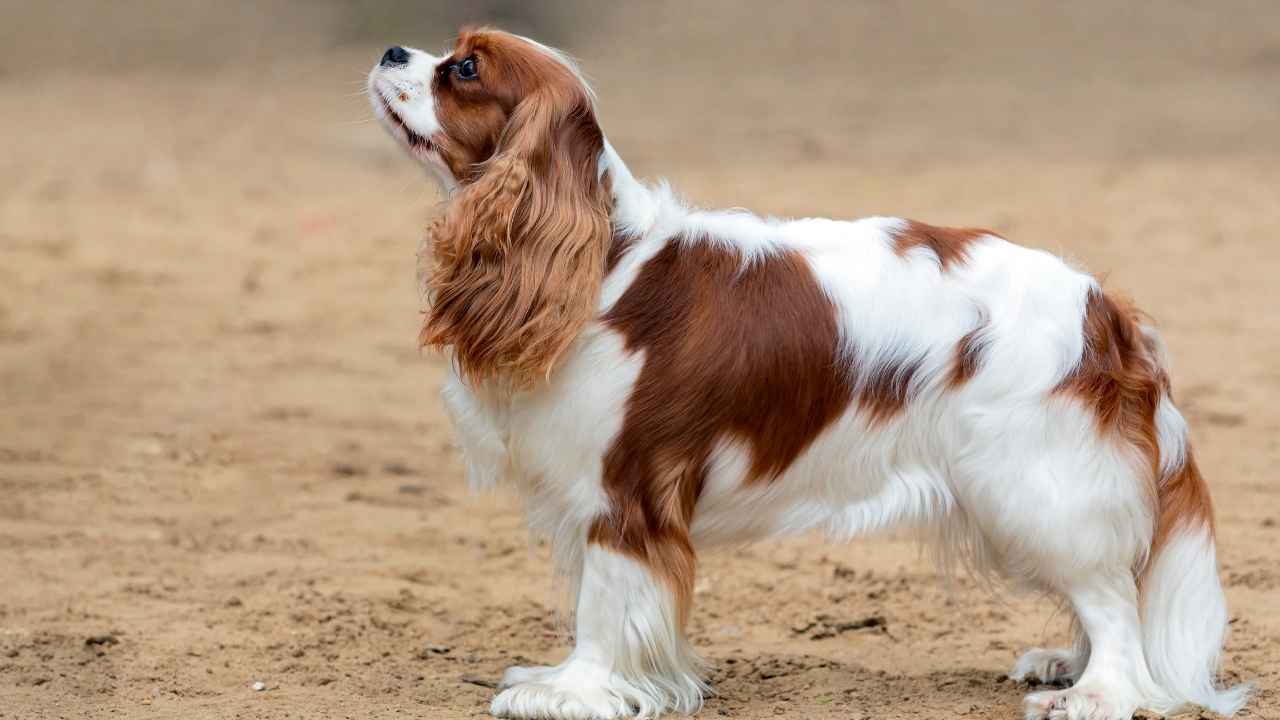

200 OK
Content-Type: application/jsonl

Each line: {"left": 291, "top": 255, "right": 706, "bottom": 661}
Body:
{"left": 380, "top": 46, "right": 410, "bottom": 68}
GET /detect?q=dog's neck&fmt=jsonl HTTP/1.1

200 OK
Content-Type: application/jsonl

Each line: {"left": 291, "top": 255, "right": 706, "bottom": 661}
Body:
{"left": 601, "top": 140, "right": 664, "bottom": 241}
{"left": 599, "top": 140, "right": 688, "bottom": 262}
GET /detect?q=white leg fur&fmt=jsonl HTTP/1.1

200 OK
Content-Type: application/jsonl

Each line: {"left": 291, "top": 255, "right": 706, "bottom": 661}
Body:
{"left": 1140, "top": 527, "right": 1250, "bottom": 716}
{"left": 1024, "top": 575, "right": 1175, "bottom": 720}
{"left": 440, "top": 371, "right": 510, "bottom": 491}
{"left": 491, "top": 545, "right": 706, "bottom": 719}
{"left": 1139, "top": 395, "right": 1249, "bottom": 716}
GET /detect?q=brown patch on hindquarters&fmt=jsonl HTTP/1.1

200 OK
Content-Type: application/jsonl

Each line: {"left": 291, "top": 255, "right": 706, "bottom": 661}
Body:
{"left": 1054, "top": 288, "right": 1215, "bottom": 555}
{"left": 892, "top": 220, "right": 997, "bottom": 270}
{"left": 1152, "top": 449, "right": 1216, "bottom": 553}
{"left": 1054, "top": 289, "right": 1162, "bottom": 483}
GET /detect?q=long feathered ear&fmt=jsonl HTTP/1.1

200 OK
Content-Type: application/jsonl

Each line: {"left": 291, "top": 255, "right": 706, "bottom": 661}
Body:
{"left": 422, "top": 80, "right": 610, "bottom": 388}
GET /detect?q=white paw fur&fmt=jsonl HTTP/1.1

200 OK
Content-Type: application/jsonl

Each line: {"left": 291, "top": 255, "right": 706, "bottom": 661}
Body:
{"left": 1012, "top": 648, "right": 1085, "bottom": 686}
{"left": 491, "top": 659, "right": 649, "bottom": 720}
{"left": 1023, "top": 686, "right": 1139, "bottom": 720}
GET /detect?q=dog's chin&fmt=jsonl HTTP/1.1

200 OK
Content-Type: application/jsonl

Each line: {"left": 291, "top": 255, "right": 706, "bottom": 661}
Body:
{"left": 374, "top": 99, "right": 434, "bottom": 157}
{"left": 364, "top": 77, "right": 433, "bottom": 156}
{"left": 376, "top": 118, "right": 458, "bottom": 193}
{"left": 366, "top": 79, "right": 458, "bottom": 193}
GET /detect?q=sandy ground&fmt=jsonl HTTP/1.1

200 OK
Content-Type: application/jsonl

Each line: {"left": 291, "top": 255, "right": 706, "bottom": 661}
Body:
{"left": 1, "top": 3, "right": 1278, "bottom": 718}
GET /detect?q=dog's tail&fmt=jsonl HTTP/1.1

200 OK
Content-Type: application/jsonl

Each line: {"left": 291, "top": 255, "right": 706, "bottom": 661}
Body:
{"left": 1138, "top": 328, "right": 1249, "bottom": 716}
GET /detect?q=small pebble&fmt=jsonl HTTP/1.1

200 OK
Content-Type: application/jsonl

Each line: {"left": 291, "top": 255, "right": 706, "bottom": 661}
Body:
{"left": 383, "top": 462, "right": 415, "bottom": 476}
{"left": 331, "top": 463, "right": 363, "bottom": 477}
{"left": 251, "top": 681, "right": 267, "bottom": 692}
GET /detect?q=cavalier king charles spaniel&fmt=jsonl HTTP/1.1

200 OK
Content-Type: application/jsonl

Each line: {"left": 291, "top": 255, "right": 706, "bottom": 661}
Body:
{"left": 367, "top": 28, "right": 1247, "bottom": 720}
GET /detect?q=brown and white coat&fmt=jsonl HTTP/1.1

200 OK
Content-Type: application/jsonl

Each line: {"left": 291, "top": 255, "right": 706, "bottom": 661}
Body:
{"left": 368, "top": 28, "right": 1245, "bottom": 720}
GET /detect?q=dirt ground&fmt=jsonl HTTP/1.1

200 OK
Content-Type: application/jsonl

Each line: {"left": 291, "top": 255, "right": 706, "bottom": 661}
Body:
{"left": 1, "top": 2, "right": 1277, "bottom": 718}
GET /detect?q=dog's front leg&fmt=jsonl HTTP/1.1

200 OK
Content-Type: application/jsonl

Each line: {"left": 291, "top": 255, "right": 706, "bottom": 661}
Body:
{"left": 491, "top": 534, "right": 707, "bottom": 719}
{"left": 440, "top": 372, "right": 511, "bottom": 490}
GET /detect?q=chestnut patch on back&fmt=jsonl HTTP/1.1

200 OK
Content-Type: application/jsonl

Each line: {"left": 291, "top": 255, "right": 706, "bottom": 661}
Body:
{"left": 592, "top": 237, "right": 853, "bottom": 615}
{"left": 603, "top": 238, "right": 853, "bottom": 485}
{"left": 893, "top": 220, "right": 995, "bottom": 270}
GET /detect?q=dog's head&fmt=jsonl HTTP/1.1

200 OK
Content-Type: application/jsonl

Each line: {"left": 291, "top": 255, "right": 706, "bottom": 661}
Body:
{"left": 367, "top": 27, "right": 603, "bottom": 191}
{"left": 367, "top": 28, "right": 611, "bottom": 388}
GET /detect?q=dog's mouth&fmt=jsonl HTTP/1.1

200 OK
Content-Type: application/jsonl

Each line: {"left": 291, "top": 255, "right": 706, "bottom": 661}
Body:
{"left": 377, "top": 94, "right": 433, "bottom": 153}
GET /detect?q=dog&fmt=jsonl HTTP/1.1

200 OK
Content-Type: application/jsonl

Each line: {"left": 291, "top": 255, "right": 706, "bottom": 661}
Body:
{"left": 367, "top": 27, "right": 1247, "bottom": 720}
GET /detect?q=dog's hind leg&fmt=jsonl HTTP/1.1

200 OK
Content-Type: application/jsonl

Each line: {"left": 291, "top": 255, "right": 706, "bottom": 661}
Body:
{"left": 1022, "top": 572, "right": 1174, "bottom": 720}
{"left": 951, "top": 398, "right": 1176, "bottom": 719}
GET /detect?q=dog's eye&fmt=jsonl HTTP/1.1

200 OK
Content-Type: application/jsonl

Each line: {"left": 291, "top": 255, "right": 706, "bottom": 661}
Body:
{"left": 454, "top": 56, "right": 478, "bottom": 80}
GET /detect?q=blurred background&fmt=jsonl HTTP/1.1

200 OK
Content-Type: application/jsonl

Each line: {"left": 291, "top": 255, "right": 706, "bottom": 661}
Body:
{"left": 1, "top": 2, "right": 1277, "bottom": 718}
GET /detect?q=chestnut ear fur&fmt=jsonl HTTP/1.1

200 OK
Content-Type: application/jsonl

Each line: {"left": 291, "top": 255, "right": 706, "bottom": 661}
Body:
{"left": 421, "top": 71, "right": 611, "bottom": 388}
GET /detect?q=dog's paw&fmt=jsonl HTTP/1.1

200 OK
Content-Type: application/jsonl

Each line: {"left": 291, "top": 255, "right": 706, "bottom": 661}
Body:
{"left": 490, "top": 659, "right": 652, "bottom": 720}
{"left": 491, "top": 652, "right": 703, "bottom": 719}
{"left": 1023, "top": 687, "right": 1136, "bottom": 720}
{"left": 1011, "top": 648, "right": 1084, "bottom": 686}
{"left": 491, "top": 680, "right": 633, "bottom": 720}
